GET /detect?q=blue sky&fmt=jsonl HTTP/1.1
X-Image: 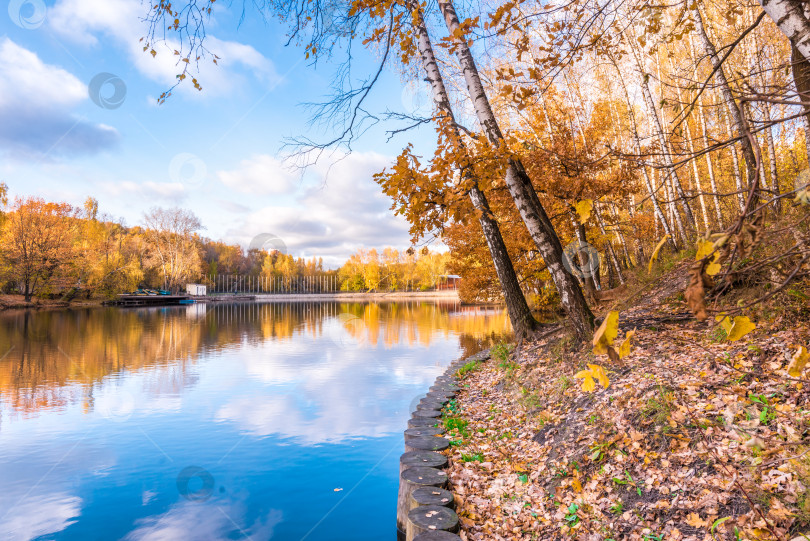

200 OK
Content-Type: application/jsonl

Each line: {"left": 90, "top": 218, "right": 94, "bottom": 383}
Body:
{"left": 1, "top": 0, "right": 437, "bottom": 267}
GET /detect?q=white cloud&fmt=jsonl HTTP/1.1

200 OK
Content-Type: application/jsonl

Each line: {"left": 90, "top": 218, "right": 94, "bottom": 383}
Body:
{"left": 0, "top": 39, "right": 86, "bottom": 109}
{"left": 46, "top": 0, "right": 140, "bottom": 47}
{"left": 0, "top": 38, "right": 119, "bottom": 157}
{"left": 48, "top": 0, "right": 278, "bottom": 97}
{"left": 217, "top": 155, "right": 298, "bottom": 195}
{"left": 215, "top": 327, "right": 450, "bottom": 444}
{"left": 99, "top": 180, "right": 187, "bottom": 202}
{"left": 221, "top": 151, "right": 412, "bottom": 266}
{"left": 0, "top": 492, "right": 81, "bottom": 540}
{"left": 126, "top": 501, "right": 282, "bottom": 541}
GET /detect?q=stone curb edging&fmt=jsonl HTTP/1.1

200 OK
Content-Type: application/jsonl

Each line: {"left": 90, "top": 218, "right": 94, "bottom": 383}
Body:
{"left": 396, "top": 348, "right": 491, "bottom": 541}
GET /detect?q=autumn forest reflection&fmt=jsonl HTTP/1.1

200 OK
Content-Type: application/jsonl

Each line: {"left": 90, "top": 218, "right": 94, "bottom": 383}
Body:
{"left": 0, "top": 301, "right": 510, "bottom": 418}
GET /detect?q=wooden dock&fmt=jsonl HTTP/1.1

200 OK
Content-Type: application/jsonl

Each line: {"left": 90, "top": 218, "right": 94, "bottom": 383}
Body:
{"left": 109, "top": 295, "right": 192, "bottom": 307}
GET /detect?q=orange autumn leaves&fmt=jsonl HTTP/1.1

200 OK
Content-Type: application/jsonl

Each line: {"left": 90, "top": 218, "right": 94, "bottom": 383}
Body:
{"left": 575, "top": 306, "right": 769, "bottom": 394}
{"left": 575, "top": 310, "right": 635, "bottom": 393}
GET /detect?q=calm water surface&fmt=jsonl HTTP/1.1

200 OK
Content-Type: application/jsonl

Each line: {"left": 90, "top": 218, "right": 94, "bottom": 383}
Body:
{"left": 0, "top": 301, "right": 510, "bottom": 540}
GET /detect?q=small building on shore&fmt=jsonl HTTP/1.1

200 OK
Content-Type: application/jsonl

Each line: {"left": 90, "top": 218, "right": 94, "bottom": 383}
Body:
{"left": 437, "top": 275, "right": 460, "bottom": 290}
{"left": 185, "top": 283, "right": 207, "bottom": 296}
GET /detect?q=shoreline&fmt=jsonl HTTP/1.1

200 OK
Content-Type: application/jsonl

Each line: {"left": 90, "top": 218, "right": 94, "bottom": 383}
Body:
{"left": 250, "top": 290, "right": 461, "bottom": 302}
{"left": 0, "top": 290, "right": 467, "bottom": 311}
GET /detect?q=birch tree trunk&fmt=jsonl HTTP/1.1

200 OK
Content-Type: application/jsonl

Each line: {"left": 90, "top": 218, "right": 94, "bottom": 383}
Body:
{"left": 724, "top": 111, "right": 747, "bottom": 211}
{"left": 635, "top": 70, "right": 697, "bottom": 231}
{"left": 593, "top": 201, "right": 625, "bottom": 284}
{"left": 436, "top": 0, "right": 594, "bottom": 339}
{"left": 791, "top": 44, "right": 810, "bottom": 162}
{"left": 568, "top": 210, "right": 598, "bottom": 298}
{"left": 608, "top": 203, "right": 634, "bottom": 267}
{"left": 762, "top": 104, "right": 782, "bottom": 212}
{"left": 667, "top": 57, "right": 710, "bottom": 232}
{"left": 611, "top": 56, "right": 677, "bottom": 249}
{"left": 698, "top": 103, "right": 724, "bottom": 225}
{"left": 689, "top": 35, "right": 725, "bottom": 226}
{"left": 410, "top": 4, "right": 538, "bottom": 339}
{"left": 694, "top": 6, "right": 760, "bottom": 204}
{"left": 759, "top": 0, "right": 810, "bottom": 60}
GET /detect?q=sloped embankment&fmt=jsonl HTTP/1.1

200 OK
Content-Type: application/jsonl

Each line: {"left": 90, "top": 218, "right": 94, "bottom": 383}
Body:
{"left": 442, "top": 273, "right": 810, "bottom": 540}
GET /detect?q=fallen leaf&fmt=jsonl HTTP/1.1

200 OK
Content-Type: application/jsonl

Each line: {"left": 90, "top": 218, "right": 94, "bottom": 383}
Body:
{"left": 716, "top": 315, "right": 733, "bottom": 333}
{"left": 788, "top": 346, "right": 809, "bottom": 377}
{"left": 686, "top": 512, "right": 706, "bottom": 528}
{"left": 593, "top": 311, "right": 619, "bottom": 354}
{"left": 727, "top": 316, "right": 756, "bottom": 341}
{"left": 686, "top": 263, "right": 712, "bottom": 321}
{"left": 618, "top": 329, "right": 635, "bottom": 359}
{"left": 695, "top": 240, "right": 714, "bottom": 261}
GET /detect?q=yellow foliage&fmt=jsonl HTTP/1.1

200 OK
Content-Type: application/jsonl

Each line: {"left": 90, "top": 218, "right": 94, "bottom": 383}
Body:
{"left": 695, "top": 240, "right": 721, "bottom": 276}
{"left": 593, "top": 310, "right": 619, "bottom": 355}
{"left": 788, "top": 346, "right": 809, "bottom": 377}
{"left": 716, "top": 315, "right": 756, "bottom": 341}
{"left": 574, "top": 200, "right": 593, "bottom": 224}
{"left": 648, "top": 235, "right": 669, "bottom": 273}
{"left": 716, "top": 315, "right": 733, "bottom": 333}
{"left": 575, "top": 364, "right": 609, "bottom": 392}
{"left": 618, "top": 329, "right": 635, "bottom": 359}
{"left": 727, "top": 316, "right": 756, "bottom": 341}
{"left": 705, "top": 253, "right": 721, "bottom": 277}
{"left": 695, "top": 240, "right": 714, "bottom": 261}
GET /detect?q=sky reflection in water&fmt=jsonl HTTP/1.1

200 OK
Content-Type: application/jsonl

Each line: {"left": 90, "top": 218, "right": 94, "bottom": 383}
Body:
{"left": 0, "top": 301, "right": 510, "bottom": 540}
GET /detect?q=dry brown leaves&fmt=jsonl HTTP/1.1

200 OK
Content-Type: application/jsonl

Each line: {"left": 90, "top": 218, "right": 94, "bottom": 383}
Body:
{"left": 444, "top": 316, "right": 810, "bottom": 541}
{"left": 686, "top": 261, "right": 713, "bottom": 322}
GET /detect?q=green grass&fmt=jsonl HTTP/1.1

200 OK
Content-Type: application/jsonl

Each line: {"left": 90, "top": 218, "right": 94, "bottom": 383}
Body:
{"left": 492, "top": 342, "right": 514, "bottom": 363}
{"left": 710, "top": 325, "right": 728, "bottom": 342}
{"left": 442, "top": 416, "right": 470, "bottom": 439}
{"left": 456, "top": 359, "right": 481, "bottom": 378}
{"left": 641, "top": 385, "right": 675, "bottom": 428}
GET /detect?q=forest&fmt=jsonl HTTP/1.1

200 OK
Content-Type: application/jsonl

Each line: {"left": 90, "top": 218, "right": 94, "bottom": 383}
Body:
{"left": 0, "top": 189, "right": 451, "bottom": 301}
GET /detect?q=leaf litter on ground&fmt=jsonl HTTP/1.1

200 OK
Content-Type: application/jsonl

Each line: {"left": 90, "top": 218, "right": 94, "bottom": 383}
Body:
{"left": 441, "top": 274, "right": 810, "bottom": 541}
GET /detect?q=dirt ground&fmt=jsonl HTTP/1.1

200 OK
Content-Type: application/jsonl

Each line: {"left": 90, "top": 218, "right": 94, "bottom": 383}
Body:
{"left": 441, "top": 263, "right": 810, "bottom": 541}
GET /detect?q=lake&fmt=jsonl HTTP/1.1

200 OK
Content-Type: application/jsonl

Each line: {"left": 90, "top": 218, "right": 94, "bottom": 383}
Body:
{"left": 0, "top": 301, "right": 510, "bottom": 540}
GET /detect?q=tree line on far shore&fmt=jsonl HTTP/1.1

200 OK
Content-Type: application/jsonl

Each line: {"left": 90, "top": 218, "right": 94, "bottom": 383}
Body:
{"left": 0, "top": 189, "right": 451, "bottom": 301}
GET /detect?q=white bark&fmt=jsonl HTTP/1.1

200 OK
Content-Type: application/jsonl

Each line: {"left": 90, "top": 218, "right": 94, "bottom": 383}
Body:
{"left": 593, "top": 201, "right": 625, "bottom": 284}
{"left": 409, "top": 4, "right": 536, "bottom": 337}
{"left": 759, "top": 0, "right": 810, "bottom": 60}
{"left": 668, "top": 56, "right": 710, "bottom": 233}
{"left": 723, "top": 111, "right": 748, "bottom": 211}
{"left": 436, "top": 0, "right": 594, "bottom": 338}
{"left": 611, "top": 55, "right": 677, "bottom": 249}
{"left": 632, "top": 52, "right": 696, "bottom": 230}
{"left": 694, "top": 6, "right": 760, "bottom": 202}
